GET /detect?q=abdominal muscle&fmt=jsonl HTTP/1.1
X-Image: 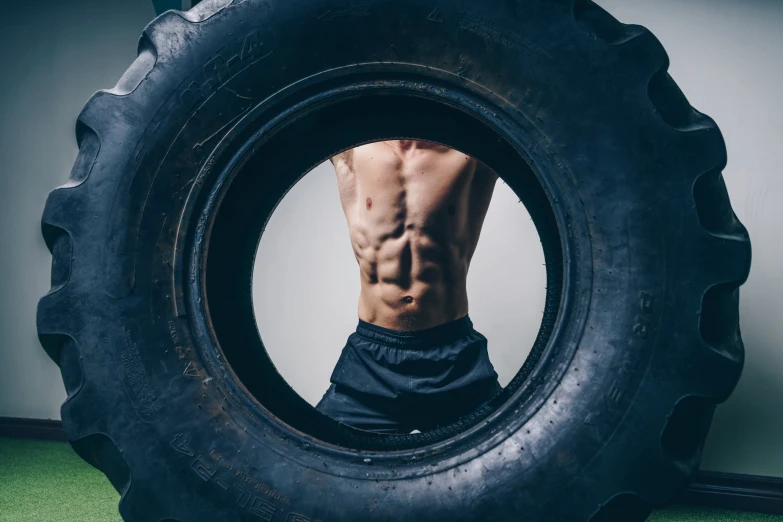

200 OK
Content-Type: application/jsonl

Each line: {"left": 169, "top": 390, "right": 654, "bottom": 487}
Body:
{"left": 354, "top": 223, "right": 470, "bottom": 331}
{"left": 334, "top": 141, "right": 497, "bottom": 332}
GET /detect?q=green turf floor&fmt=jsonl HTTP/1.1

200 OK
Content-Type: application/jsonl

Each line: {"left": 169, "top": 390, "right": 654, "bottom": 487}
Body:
{"left": 1, "top": 437, "right": 782, "bottom": 522}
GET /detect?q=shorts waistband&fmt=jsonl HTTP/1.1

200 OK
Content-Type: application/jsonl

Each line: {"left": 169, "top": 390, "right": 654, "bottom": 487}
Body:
{"left": 355, "top": 315, "right": 475, "bottom": 348}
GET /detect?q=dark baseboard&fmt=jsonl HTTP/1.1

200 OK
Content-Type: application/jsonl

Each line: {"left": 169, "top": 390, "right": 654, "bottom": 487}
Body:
{"left": 2, "top": 416, "right": 781, "bottom": 514}
{"left": 676, "top": 470, "right": 783, "bottom": 515}
{"left": 0, "top": 416, "right": 67, "bottom": 442}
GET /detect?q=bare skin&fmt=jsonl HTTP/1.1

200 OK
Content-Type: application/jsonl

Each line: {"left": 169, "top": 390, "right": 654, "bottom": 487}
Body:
{"left": 331, "top": 140, "right": 498, "bottom": 331}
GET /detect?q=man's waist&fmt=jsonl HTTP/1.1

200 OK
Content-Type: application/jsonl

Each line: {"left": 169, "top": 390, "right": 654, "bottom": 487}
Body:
{"left": 354, "top": 314, "right": 475, "bottom": 348}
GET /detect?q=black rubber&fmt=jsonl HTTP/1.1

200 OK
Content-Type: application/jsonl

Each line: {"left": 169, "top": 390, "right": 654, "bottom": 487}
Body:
{"left": 37, "top": 0, "right": 751, "bottom": 521}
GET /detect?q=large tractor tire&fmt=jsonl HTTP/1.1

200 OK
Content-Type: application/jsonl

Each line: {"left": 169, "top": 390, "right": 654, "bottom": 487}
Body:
{"left": 37, "top": 0, "right": 751, "bottom": 520}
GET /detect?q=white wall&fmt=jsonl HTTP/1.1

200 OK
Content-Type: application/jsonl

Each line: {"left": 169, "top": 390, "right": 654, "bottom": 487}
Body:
{"left": 0, "top": 0, "right": 780, "bottom": 478}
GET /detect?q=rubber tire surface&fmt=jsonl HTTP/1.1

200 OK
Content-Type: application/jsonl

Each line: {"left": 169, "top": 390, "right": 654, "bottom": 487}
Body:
{"left": 37, "top": 0, "right": 751, "bottom": 521}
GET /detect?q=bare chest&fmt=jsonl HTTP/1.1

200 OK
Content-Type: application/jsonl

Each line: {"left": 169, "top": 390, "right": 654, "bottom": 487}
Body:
{"left": 345, "top": 145, "right": 477, "bottom": 219}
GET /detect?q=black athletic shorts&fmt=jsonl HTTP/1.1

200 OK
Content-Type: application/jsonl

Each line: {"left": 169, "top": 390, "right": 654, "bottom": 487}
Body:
{"left": 315, "top": 315, "right": 502, "bottom": 433}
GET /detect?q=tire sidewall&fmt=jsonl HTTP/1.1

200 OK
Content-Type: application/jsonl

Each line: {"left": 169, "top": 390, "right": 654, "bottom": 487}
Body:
{"left": 67, "top": 1, "right": 704, "bottom": 520}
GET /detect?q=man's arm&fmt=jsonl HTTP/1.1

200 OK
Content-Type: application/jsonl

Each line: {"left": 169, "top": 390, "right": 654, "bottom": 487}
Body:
{"left": 466, "top": 159, "right": 499, "bottom": 264}
{"left": 331, "top": 148, "right": 358, "bottom": 210}
{"left": 475, "top": 158, "right": 499, "bottom": 183}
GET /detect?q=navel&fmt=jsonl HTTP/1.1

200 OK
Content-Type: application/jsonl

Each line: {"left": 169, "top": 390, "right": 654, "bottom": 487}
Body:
{"left": 366, "top": 197, "right": 372, "bottom": 210}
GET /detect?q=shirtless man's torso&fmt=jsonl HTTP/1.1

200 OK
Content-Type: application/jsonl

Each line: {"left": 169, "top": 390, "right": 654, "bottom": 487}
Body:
{"left": 316, "top": 140, "right": 502, "bottom": 432}
{"left": 331, "top": 140, "right": 498, "bottom": 331}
